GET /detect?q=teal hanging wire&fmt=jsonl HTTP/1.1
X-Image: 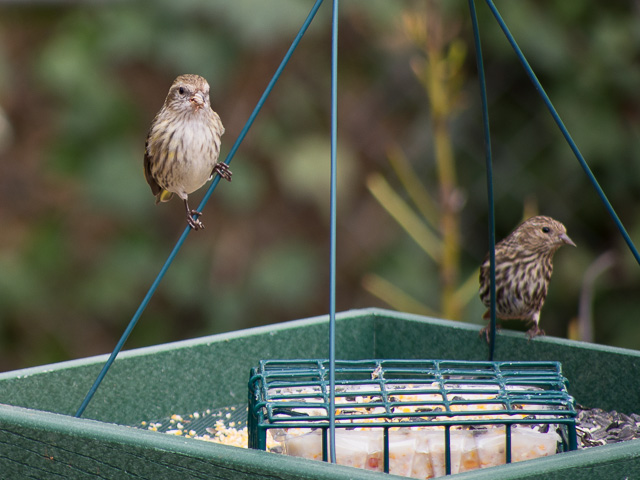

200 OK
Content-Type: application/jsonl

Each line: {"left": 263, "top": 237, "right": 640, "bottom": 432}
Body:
{"left": 484, "top": 0, "right": 640, "bottom": 267}
{"left": 75, "top": 0, "right": 326, "bottom": 418}
{"left": 468, "top": 0, "right": 497, "bottom": 361}
{"left": 328, "top": 0, "right": 339, "bottom": 465}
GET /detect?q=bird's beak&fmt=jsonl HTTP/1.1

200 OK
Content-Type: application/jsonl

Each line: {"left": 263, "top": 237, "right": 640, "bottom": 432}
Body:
{"left": 190, "top": 92, "right": 206, "bottom": 109}
{"left": 560, "top": 233, "right": 576, "bottom": 247}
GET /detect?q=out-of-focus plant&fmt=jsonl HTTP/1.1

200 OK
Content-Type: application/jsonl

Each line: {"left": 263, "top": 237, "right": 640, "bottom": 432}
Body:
{"left": 363, "top": 2, "right": 477, "bottom": 321}
{"left": 1, "top": 0, "right": 639, "bottom": 371}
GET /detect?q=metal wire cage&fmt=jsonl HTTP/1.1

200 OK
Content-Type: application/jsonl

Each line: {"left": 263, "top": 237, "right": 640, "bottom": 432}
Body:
{"left": 248, "top": 359, "right": 578, "bottom": 476}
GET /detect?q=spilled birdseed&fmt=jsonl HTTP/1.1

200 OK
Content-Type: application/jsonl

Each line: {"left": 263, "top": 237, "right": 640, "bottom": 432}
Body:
{"left": 136, "top": 404, "right": 640, "bottom": 451}
{"left": 138, "top": 404, "right": 250, "bottom": 447}
{"left": 576, "top": 405, "right": 640, "bottom": 447}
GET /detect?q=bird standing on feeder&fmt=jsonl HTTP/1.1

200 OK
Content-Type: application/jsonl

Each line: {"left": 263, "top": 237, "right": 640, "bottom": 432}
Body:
{"left": 479, "top": 215, "right": 576, "bottom": 341}
{"left": 144, "top": 74, "right": 230, "bottom": 230}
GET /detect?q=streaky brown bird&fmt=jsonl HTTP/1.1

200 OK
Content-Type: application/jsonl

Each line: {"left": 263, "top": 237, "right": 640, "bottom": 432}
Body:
{"left": 479, "top": 215, "right": 576, "bottom": 341}
{"left": 144, "top": 74, "right": 230, "bottom": 230}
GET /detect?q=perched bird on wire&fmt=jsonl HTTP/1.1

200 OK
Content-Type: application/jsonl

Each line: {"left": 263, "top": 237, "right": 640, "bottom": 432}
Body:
{"left": 479, "top": 215, "right": 576, "bottom": 341}
{"left": 144, "top": 74, "right": 230, "bottom": 230}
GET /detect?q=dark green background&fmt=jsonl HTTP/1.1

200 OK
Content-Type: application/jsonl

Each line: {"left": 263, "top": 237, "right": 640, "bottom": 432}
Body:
{"left": 0, "top": 0, "right": 639, "bottom": 372}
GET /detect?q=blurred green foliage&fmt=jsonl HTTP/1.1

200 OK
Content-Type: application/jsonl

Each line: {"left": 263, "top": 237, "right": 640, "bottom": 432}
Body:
{"left": 0, "top": 0, "right": 639, "bottom": 371}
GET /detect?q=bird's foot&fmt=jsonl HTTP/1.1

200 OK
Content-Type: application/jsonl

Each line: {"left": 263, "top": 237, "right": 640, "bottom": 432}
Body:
{"left": 214, "top": 162, "right": 232, "bottom": 182}
{"left": 526, "top": 325, "right": 545, "bottom": 340}
{"left": 479, "top": 324, "right": 501, "bottom": 343}
{"left": 186, "top": 213, "right": 205, "bottom": 230}
{"left": 184, "top": 202, "right": 205, "bottom": 230}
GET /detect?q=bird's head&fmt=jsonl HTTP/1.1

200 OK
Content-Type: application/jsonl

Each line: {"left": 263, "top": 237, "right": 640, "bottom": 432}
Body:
{"left": 165, "top": 74, "right": 211, "bottom": 114}
{"left": 512, "top": 215, "right": 576, "bottom": 254}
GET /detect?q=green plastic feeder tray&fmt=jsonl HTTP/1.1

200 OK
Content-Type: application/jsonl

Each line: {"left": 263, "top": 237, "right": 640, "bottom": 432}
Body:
{"left": 1, "top": 308, "right": 639, "bottom": 479}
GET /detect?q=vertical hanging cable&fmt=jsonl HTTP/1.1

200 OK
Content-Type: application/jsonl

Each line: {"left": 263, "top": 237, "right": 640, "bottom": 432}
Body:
{"left": 468, "top": 0, "right": 497, "bottom": 360}
{"left": 75, "top": 0, "right": 326, "bottom": 419}
{"left": 328, "top": 0, "right": 339, "bottom": 465}
{"left": 484, "top": 0, "right": 640, "bottom": 267}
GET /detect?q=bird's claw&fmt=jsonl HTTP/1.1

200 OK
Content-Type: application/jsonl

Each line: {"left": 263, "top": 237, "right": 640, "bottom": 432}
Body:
{"left": 186, "top": 210, "right": 205, "bottom": 230}
{"left": 214, "top": 162, "right": 232, "bottom": 182}
{"left": 479, "top": 324, "right": 502, "bottom": 343}
{"left": 186, "top": 215, "right": 205, "bottom": 230}
{"left": 526, "top": 325, "right": 545, "bottom": 340}
{"left": 187, "top": 216, "right": 205, "bottom": 230}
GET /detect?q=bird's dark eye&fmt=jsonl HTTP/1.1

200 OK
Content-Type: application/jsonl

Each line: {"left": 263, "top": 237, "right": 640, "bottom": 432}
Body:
{"left": 178, "top": 87, "right": 185, "bottom": 95}
{"left": 542, "top": 226, "right": 551, "bottom": 233}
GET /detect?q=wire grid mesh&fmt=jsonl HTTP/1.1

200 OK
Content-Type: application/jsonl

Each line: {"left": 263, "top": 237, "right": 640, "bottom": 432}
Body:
{"left": 248, "top": 359, "right": 578, "bottom": 474}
